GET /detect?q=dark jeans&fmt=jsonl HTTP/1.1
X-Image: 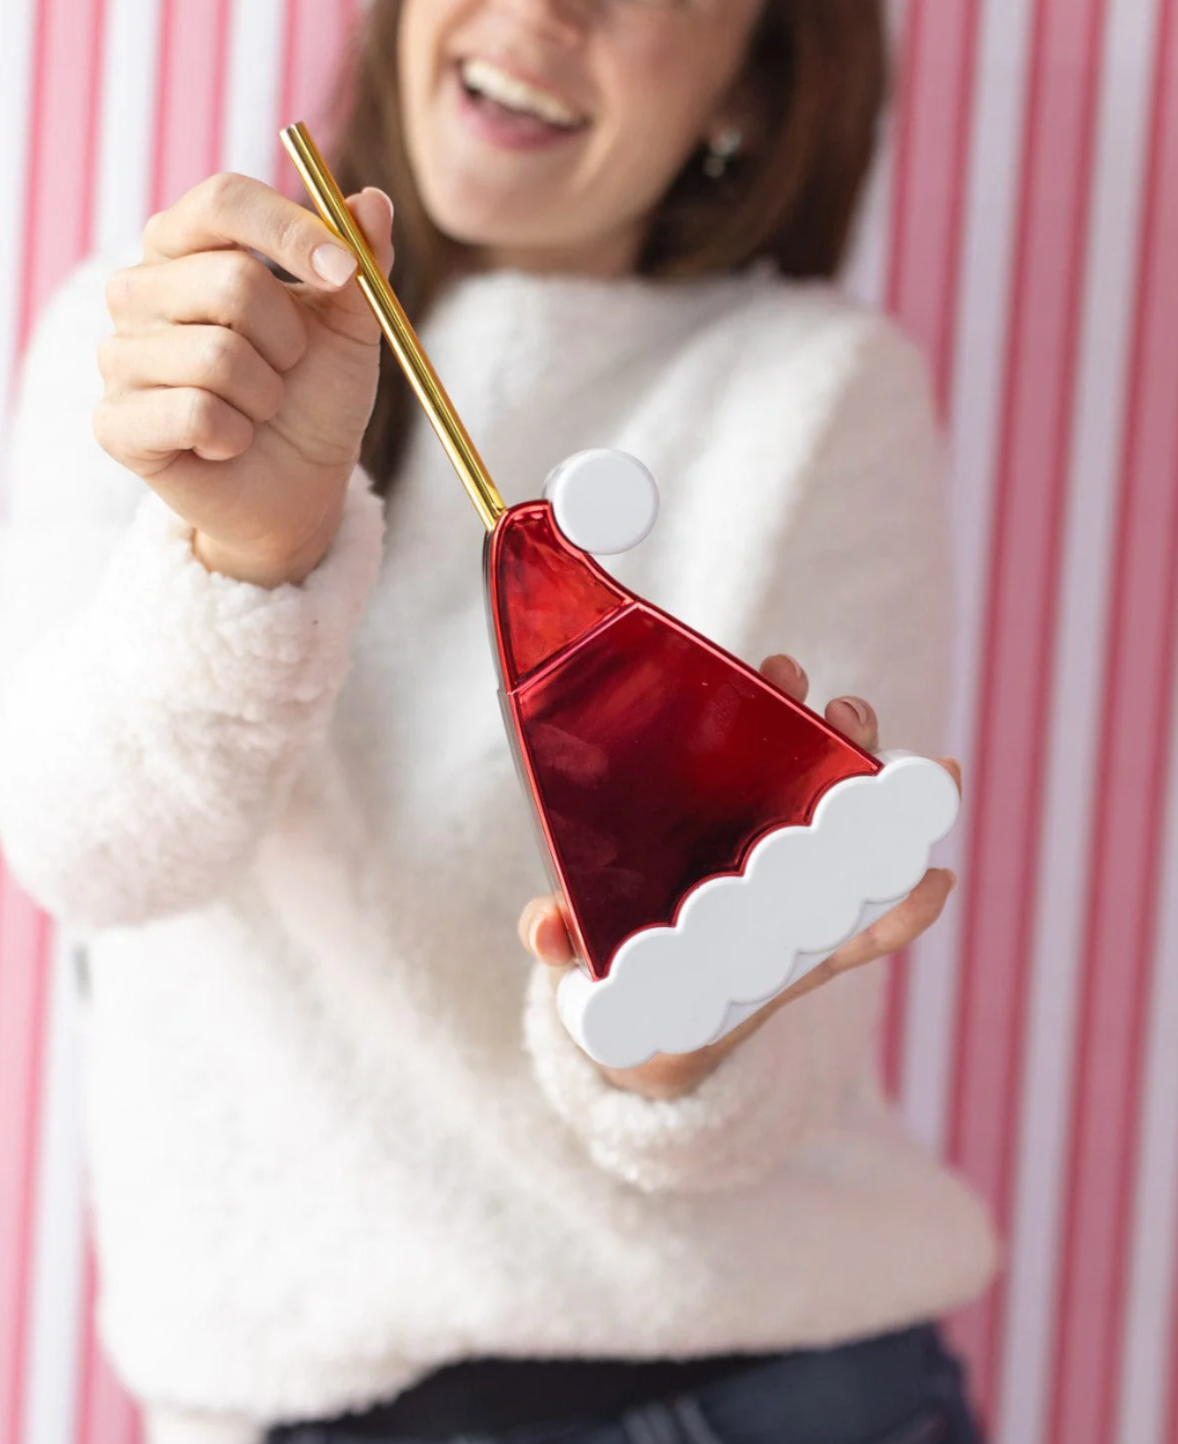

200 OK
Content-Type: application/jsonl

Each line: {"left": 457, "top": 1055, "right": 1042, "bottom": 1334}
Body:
{"left": 269, "top": 1326, "right": 984, "bottom": 1444}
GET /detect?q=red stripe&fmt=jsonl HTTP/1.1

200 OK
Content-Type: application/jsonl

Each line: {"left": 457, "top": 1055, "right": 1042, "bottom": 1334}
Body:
{"left": 279, "top": 0, "right": 303, "bottom": 129}
{"left": 885, "top": 0, "right": 983, "bottom": 412}
{"left": 879, "top": 0, "right": 982, "bottom": 1303}
{"left": 74, "top": 1248, "right": 98, "bottom": 1444}
{"left": 285, "top": 0, "right": 355, "bottom": 134}
{"left": 15, "top": 0, "right": 108, "bottom": 347}
{"left": 1050, "top": 0, "right": 1178, "bottom": 1439}
{"left": 946, "top": 0, "right": 1110, "bottom": 1414}
{"left": 274, "top": 0, "right": 303, "bottom": 192}
{"left": 0, "top": 875, "right": 53, "bottom": 1444}
{"left": 209, "top": 0, "right": 232, "bottom": 181}
{"left": 149, "top": 0, "right": 233, "bottom": 214}
{"left": 148, "top": 0, "right": 176, "bottom": 212}
{"left": 276, "top": 0, "right": 358, "bottom": 191}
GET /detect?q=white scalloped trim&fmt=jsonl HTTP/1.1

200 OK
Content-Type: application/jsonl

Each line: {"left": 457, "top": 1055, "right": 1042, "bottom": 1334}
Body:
{"left": 557, "top": 752, "right": 959, "bottom": 1068}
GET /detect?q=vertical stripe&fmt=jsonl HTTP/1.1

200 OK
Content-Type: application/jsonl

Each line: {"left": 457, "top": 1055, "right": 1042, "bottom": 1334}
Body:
{"left": 857, "top": 3, "right": 902, "bottom": 1097}
{"left": 93, "top": 0, "right": 164, "bottom": 255}
{"left": 149, "top": 0, "right": 232, "bottom": 214}
{"left": 61, "top": 6, "right": 168, "bottom": 1439}
{"left": 885, "top": 0, "right": 982, "bottom": 410}
{"left": 0, "top": 10, "right": 43, "bottom": 1433}
{"left": 1049, "top": 0, "right": 1178, "bottom": 1433}
{"left": 995, "top": 0, "right": 1163, "bottom": 1439}
{"left": 275, "top": 0, "right": 359, "bottom": 194}
{"left": 842, "top": 3, "right": 906, "bottom": 1103}
{"left": 279, "top": 0, "right": 356, "bottom": 141}
{"left": 947, "top": 0, "right": 1109, "bottom": 1409}
{"left": 75, "top": 1249, "right": 141, "bottom": 1444}
{"left": 222, "top": 0, "right": 287, "bottom": 183}
{"left": 839, "top": 0, "right": 905, "bottom": 1098}
{"left": 900, "top": 0, "right": 1034, "bottom": 1160}
{"left": 15, "top": 0, "right": 109, "bottom": 347}
{"left": 880, "top": 0, "right": 982, "bottom": 1113}
{"left": 6, "top": 3, "right": 1178, "bottom": 1441}
{"left": 0, "top": 879, "right": 53, "bottom": 1444}
{"left": 0, "top": 0, "right": 38, "bottom": 458}
{"left": 21, "top": 938, "right": 86, "bottom": 1444}
{"left": 1116, "top": 677, "right": 1178, "bottom": 1443}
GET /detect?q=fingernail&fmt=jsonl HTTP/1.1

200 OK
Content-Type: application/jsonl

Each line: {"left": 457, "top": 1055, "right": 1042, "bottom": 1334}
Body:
{"left": 527, "top": 915, "right": 546, "bottom": 958}
{"left": 311, "top": 242, "right": 358, "bottom": 287}
{"left": 774, "top": 655, "right": 807, "bottom": 690}
{"left": 841, "top": 697, "right": 870, "bottom": 727}
{"left": 364, "top": 186, "right": 395, "bottom": 228}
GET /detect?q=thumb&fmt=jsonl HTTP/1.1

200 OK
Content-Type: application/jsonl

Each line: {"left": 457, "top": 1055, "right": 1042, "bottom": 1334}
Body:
{"left": 518, "top": 897, "right": 575, "bottom": 966}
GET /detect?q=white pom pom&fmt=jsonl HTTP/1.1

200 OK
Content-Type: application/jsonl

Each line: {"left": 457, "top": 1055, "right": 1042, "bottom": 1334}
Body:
{"left": 543, "top": 449, "right": 660, "bottom": 556}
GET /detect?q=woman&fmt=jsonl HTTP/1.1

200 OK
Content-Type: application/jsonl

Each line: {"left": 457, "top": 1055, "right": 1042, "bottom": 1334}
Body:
{"left": 0, "top": 1, "right": 998, "bottom": 1442}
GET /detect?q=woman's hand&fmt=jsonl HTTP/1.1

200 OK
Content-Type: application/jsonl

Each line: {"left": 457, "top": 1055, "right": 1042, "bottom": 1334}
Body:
{"left": 518, "top": 654, "right": 961, "bottom": 1101}
{"left": 93, "top": 172, "right": 394, "bottom": 589}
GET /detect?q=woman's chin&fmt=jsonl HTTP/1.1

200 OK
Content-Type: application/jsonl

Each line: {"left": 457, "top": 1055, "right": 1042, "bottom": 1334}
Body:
{"left": 422, "top": 197, "right": 566, "bottom": 260}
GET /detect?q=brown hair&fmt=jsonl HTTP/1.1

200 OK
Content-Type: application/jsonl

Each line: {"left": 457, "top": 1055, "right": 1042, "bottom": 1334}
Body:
{"left": 326, "top": 0, "right": 889, "bottom": 498}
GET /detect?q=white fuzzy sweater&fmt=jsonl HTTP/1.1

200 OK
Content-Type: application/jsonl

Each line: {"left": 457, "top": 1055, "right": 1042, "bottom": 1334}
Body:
{"left": 0, "top": 252, "right": 998, "bottom": 1444}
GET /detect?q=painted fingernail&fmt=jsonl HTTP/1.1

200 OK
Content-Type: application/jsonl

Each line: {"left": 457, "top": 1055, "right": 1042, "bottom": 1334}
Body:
{"left": 311, "top": 242, "right": 358, "bottom": 286}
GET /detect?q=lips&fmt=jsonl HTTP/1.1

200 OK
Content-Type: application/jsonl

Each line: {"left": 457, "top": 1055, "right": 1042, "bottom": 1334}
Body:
{"left": 460, "top": 56, "right": 587, "bottom": 127}
{"left": 448, "top": 54, "right": 591, "bottom": 154}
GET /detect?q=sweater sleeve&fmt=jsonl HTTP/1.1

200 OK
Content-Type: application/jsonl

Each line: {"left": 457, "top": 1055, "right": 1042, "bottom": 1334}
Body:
{"left": 521, "top": 313, "right": 953, "bottom": 1193}
{"left": 0, "top": 254, "right": 387, "bottom": 930}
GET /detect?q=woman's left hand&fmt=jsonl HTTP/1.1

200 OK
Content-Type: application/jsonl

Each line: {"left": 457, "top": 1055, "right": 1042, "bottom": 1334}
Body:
{"left": 517, "top": 654, "right": 961, "bottom": 1101}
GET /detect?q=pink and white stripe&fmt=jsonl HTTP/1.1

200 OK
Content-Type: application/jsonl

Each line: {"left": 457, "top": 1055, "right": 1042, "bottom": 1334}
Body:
{"left": 2, "top": 3, "right": 1177, "bottom": 1442}
{"left": 0, "top": 6, "right": 362, "bottom": 1443}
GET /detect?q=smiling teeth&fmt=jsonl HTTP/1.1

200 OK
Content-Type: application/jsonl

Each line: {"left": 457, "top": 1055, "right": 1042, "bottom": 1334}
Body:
{"left": 461, "top": 59, "right": 582, "bottom": 129}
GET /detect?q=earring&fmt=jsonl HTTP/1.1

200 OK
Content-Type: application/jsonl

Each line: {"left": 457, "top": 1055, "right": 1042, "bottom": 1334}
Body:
{"left": 703, "top": 126, "right": 743, "bottom": 179}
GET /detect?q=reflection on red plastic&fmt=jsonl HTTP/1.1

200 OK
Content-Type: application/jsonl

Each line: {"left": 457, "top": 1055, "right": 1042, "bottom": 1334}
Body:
{"left": 486, "top": 503, "right": 882, "bottom": 980}
{"left": 487, "top": 503, "right": 628, "bottom": 684}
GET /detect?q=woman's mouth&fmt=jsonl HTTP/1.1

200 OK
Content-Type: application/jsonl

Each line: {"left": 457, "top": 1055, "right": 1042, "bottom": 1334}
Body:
{"left": 453, "top": 58, "right": 590, "bottom": 151}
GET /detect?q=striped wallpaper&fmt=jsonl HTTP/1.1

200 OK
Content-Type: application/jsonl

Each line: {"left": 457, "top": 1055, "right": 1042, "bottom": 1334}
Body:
{"left": 0, "top": 2, "right": 1175, "bottom": 1442}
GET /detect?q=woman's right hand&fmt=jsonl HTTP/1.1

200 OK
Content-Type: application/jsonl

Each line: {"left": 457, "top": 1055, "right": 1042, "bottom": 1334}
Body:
{"left": 94, "top": 172, "right": 395, "bottom": 588}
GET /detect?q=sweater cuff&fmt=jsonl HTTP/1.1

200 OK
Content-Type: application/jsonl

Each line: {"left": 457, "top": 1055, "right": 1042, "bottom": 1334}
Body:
{"left": 522, "top": 961, "right": 828, "bottom": 1194}
{"left": 99, "top": 469, "right": 386, "bottom": 717}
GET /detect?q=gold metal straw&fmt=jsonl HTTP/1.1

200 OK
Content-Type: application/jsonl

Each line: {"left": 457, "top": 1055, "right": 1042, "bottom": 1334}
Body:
{"left": 279, "top": 121, "right": 506, "bottom": 531}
